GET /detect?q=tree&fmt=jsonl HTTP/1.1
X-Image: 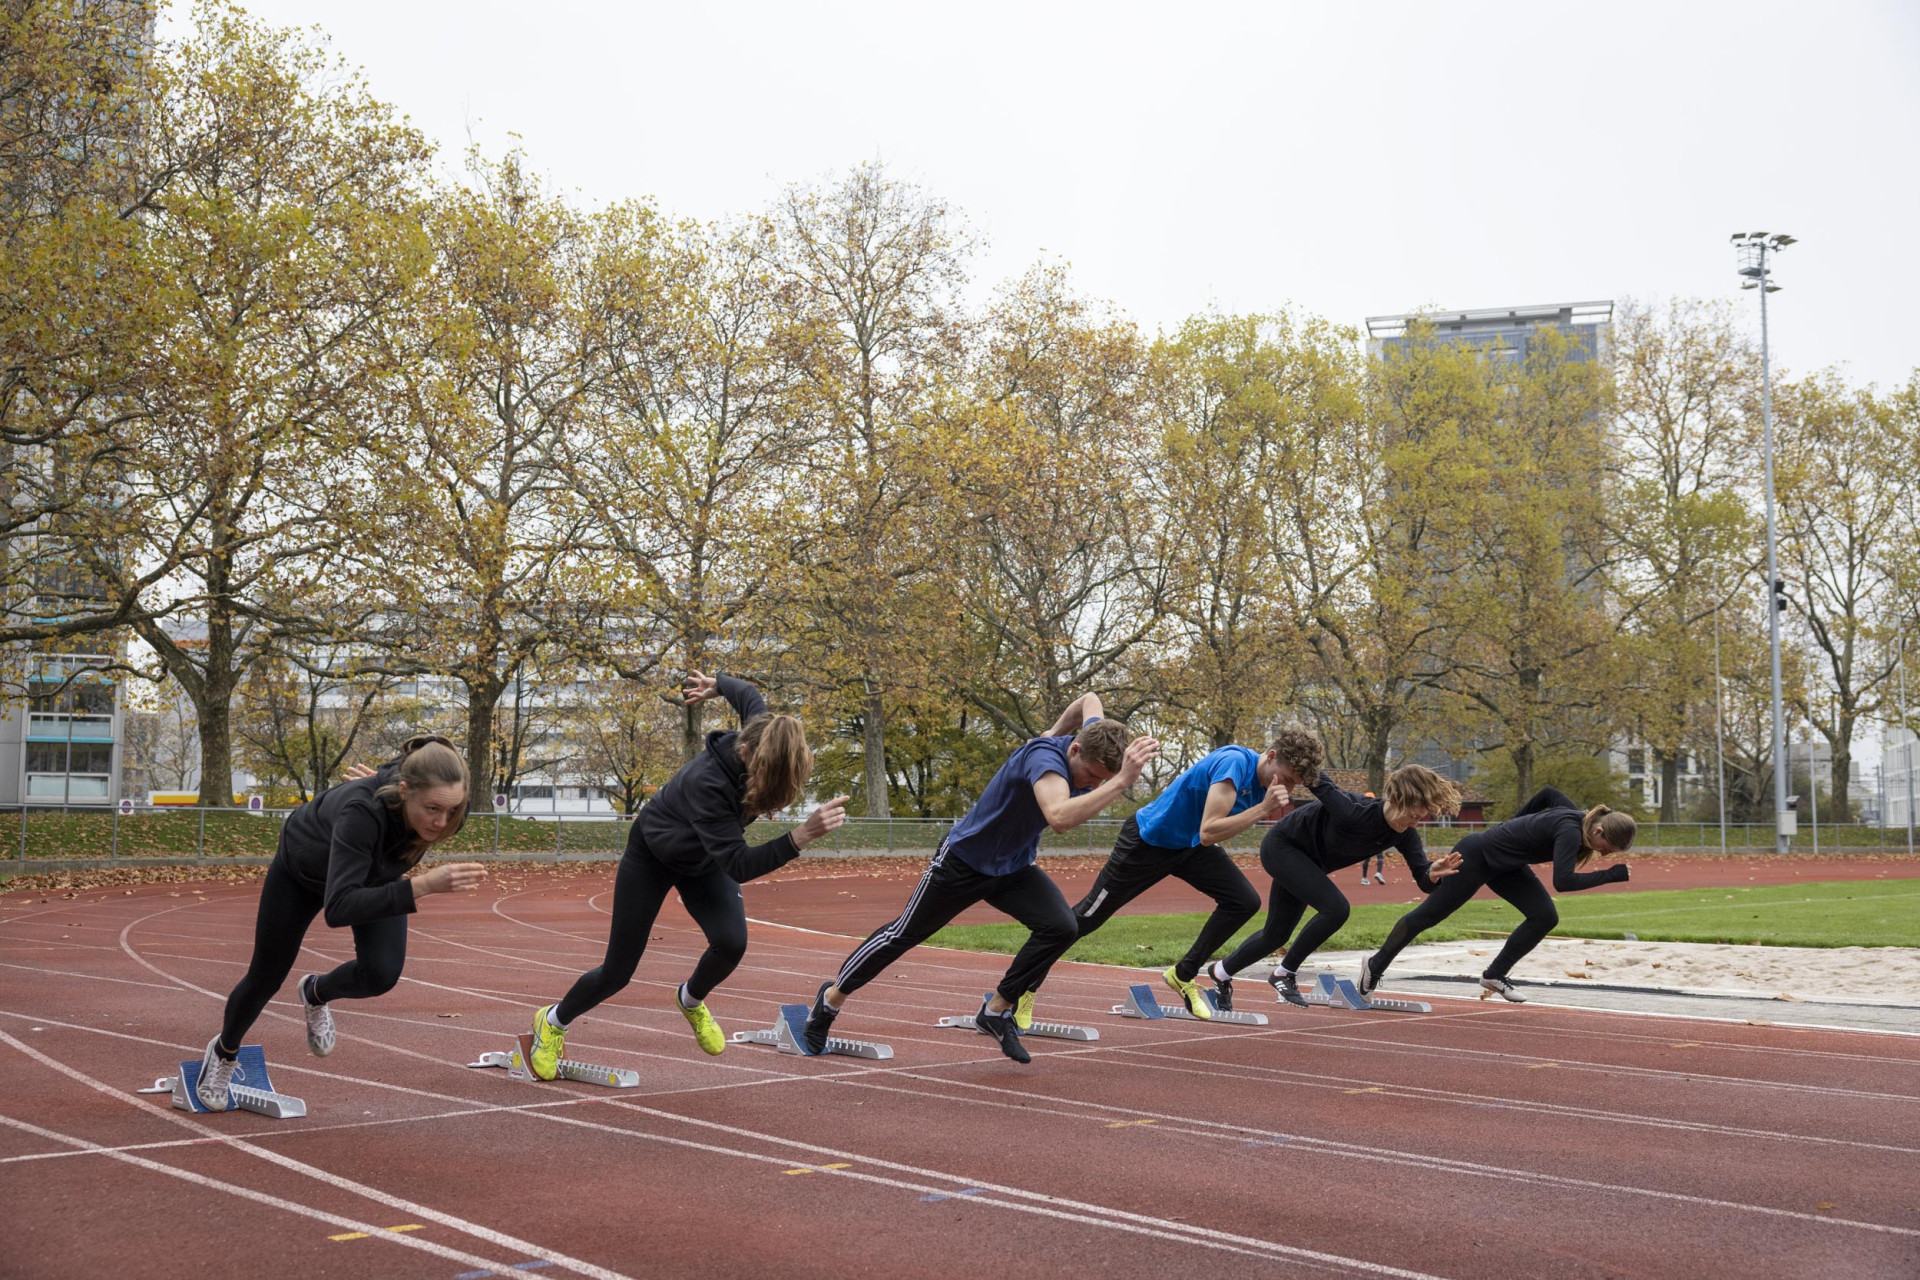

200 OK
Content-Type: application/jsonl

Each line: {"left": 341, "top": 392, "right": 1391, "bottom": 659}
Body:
{"left": 1609, "top": 299, "right": 1761, "bottom": 819}
{"left": 234, "top": 646, "right": 395, "bottom": 803}
{"left": 98, "top": 5, "right": 432, "bottom": 806}
{"left": 568, "top": 677, "right": 685, "bottom": 815}
{"left": 762, "top": 162, "right": 971, "bottom": 817}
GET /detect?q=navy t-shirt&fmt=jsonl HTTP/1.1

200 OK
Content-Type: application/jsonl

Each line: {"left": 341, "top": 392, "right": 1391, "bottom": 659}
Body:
{"left": 1134, "top": 745, "right": 1261, "bottom": 849}
{"left": 946, "top": 730, "right": 1092, "bottom": 877}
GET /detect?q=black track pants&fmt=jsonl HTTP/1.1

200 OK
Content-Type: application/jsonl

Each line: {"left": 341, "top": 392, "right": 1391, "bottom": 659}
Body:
{"left": 834, "top": 839, "right": 1077, "bottom": 1005}
{"left": 555, "top": 836, "right": 747, "bottom": 1024}
{"left": 1219, "top": 837, "right": 1351, "bottom": 977}
{"left": 1369, "top": 845, "right": 1557, "bottom": 979}
{"left": 1062, "top": 819, "right": 1260, "bottom": 984}
{"left": 219, "top": 857, "right": 408, "bottom": 1051}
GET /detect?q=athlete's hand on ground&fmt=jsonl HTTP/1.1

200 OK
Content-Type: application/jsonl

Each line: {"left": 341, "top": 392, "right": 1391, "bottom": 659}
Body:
{"left": 681, "top": 670, "right": 721, "bottom": 704}
{"left": 342, "top": 763, "right": 376, "bottom": 780}
{"left": 1428, "top": 851, "right": 1463, "bottom": 879}
{"left": 1118, "top": 737, "right": 1160, "bottom": 786}
{"left": 415, "top": 862, "right": 488, "bottom": 896}
{"left": 793, "top": 795, "right": 851, "bottom": 849}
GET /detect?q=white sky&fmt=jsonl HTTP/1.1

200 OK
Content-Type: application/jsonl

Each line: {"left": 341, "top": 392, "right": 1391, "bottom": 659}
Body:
{"left": 160, "top": 1, "right": 1920, "bottom": 389}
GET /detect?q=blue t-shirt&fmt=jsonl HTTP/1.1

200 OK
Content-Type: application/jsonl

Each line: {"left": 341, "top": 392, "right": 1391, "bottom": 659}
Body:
{"left": 1133, "top": 745, "right": 1262, "bottom": 849}
{"left": 945, "top": 731, "right": 1091, "bottom": 877}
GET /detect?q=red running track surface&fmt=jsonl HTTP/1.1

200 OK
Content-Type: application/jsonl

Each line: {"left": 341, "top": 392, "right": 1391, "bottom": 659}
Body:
{"left": 0, "top": 867, "right": 1915, "bottom": 1279}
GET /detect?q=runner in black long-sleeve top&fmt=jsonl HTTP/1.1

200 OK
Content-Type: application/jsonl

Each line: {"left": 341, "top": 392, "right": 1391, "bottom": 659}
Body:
{"left": 192, "top": 735, "right": 486, "bottom": 1112}
{"left": 527, "top": 671, "right": 849, "bottom": 1076}
{"left": 1362, "top": 785, "right": 1635, "bottom": 1002}
{"left": 1209, "top": 764, "right": 1464, "bottom": 1007}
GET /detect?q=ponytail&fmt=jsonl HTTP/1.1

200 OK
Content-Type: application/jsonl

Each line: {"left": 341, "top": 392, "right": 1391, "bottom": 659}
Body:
{"left": 1578, "top": 804, "right": 1636, "bottom": 867}
{"left": 376, "top": 734, "right": 470, "bottom": 862}
{"left": 737, "top": 714, "right": 812, "bottom": 818}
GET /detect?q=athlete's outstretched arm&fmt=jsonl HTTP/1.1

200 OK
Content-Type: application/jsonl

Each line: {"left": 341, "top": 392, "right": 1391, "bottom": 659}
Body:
{"left": 1043, "top": 693, "right": 1104, "bottom": 737}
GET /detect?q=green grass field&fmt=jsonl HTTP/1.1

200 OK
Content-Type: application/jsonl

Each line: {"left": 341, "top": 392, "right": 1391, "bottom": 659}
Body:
{"left": 928, "top": 879, "right": 1920, "bottom": 965}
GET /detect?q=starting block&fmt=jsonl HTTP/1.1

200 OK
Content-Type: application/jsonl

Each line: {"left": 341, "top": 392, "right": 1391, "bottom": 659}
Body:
{"left": 730, "top": 1004, "right": 893, "bottom": 1060}
{"left": 137, "top": 1044, "right": 307, "bottom": 1118}
{"left": 466, "top": 1033, "right": 640, "bottom": 1087}
{"left": 936, "top": 994, "right": 1099, "bottom": 1041}
{"left": 1298, "top": 971, "right": 1431, "bottom": 1014}
{"left": 1112, "top": 982, "right": 1269, "bottom": 1025}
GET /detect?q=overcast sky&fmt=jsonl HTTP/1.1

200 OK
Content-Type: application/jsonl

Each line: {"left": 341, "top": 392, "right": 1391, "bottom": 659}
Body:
{"left": 161, "top": 1, "right": 1920, "bottom": 389}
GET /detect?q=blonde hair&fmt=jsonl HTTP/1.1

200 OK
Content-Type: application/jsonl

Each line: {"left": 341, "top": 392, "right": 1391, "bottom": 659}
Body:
{"left": 1578, "top": 804, "right": 1636, "bottom": 867}
{"left": 1269, "top": 723, "right": 1324, "bottom": 783}
{"left": 1383, "top": 763, "right": 1461, "bottom": 819}
{"left": 1074, "top": 719, "right": 1133, "bottom": 772}
{"left": 738, "top": 714, "right": 812, "bottom": 817}
{"left": 375, "top": 734, "right": 470, "bottom": 862}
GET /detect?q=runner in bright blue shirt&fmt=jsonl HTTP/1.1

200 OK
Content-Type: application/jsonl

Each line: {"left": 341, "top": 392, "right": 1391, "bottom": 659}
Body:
{"left": 800, "top": 693, "right": 1158, "bottom": 1063}
{"left": 1022, "top": 725, "right": 1324, "bottom": 1018}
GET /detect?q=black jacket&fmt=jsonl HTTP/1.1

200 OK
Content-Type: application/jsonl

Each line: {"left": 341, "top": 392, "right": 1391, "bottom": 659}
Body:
{"left": 1268, "top": 772, "right": 1437, "bottom": 891}
{"left": 1462, "top": 786, "right": 1629, "bottom": 891}
{"left": 275, "top": 763, "right": 419, "bottom": 927}
{"left": 633, "top": 674, "right": 801, "bottom": 882}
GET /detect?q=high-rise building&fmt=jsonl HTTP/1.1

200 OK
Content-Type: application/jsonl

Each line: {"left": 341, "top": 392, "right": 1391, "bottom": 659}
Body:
{"left": 1366, "top": 300, "right": 1613, "bottom": 366}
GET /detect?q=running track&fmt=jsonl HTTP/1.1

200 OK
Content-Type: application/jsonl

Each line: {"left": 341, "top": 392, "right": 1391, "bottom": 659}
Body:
{"left": 1, "top": 869, "right": 1915, "bottom": 1279}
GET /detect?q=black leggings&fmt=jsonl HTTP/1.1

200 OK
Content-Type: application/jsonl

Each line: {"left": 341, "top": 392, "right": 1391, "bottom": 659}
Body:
{"left": 219, "top": 857, "right": 408, "bottom": 1051}
{"left": 1219, "top": 837, "right": 1350, "bottom": 976}
{"left": 1369, "top": 846, "right": 1556, "bottom": 979}
{"left": 834, "top": 839, "right": 1077, "bottom": 1004}
{"left": 1064, "top": 819, "right": 1259, "bottom": 984}
{"left": 555, "top": 836, "right": 747, "bottom": 1024}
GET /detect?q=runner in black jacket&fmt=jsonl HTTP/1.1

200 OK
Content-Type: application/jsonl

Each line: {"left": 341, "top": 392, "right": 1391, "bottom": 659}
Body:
{"left": 1209, "top": 764, "right": 1463, "bottom": 1007}
{"left": 1363, "top": 786, "right": 1635, "bottom": 1002}
{"left": 193, "top": 736, "right": 485, "bottom": 1111}
{"left": 528, "top": 671, "right": 847, "bottom": 1074}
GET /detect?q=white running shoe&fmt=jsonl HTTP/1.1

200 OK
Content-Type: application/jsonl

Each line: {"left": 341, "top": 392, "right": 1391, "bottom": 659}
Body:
{"left": 300, "top": 974, "right": 336, "bottom": 1057}
{"left": 1479, "top": 976, "right": 1527, "bottom": 1003}
{"left": 195, "top": 1037, "right": 238, "bottom": 1111}
{"left": 1374, "top": 873, "right": 1387, "bottom": 884}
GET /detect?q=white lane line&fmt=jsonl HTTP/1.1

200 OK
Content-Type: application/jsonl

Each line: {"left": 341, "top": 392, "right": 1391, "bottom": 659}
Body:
{"left": 0, "top": 1029, "right": 637, "bottom": 1280}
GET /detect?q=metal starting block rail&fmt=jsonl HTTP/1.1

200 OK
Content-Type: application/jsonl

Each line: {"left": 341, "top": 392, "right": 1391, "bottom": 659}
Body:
{"left": 1298, "top": 971, "right": 1431, "bottom": 1014}
{"left": 936, "top": 994, "right": 1099, "bottom": 1041}
{"left": 466, "top": 1033, "right": 640, "bottom": 1087}
{"left": 1112, "top": 982, "right": 1269, "bottom": 1025}
{"left": 137, "top": 1044, "right": 307, "bottom": 1119}
{"left": 731, "top": 1004, "right": 893, "bottom": 1060}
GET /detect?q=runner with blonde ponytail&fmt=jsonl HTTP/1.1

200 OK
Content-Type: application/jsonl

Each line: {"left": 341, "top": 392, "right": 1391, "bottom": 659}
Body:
{"left": 527, "top": 671, "right": 848, "bottom": 1074}
{"left": 1363, "top": 785, "right": 1634, "bottom": 1003}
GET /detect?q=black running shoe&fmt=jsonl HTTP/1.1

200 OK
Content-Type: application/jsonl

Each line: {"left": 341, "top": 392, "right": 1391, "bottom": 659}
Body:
{"left": 974, "top": 1000, "right": 1031, "bottom": 1064}
{"left": 803, "top": 981, "right": 839, "bottom": 1055}
{"left": 1269, "top": 969, "right": 1308, "bottom": 1008}
{"left": 1358, "top": 960, "right": 1382, "bottom": 998}
{"left": 1211, "top": 970, "right": 1234, "bottom": 1012}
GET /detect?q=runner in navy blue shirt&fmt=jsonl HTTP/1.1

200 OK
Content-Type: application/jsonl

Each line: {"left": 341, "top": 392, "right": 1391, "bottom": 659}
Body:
{"left": 802, "top": 693, "right": 1157, "bottom": 1062}
{"left": 1362, "top": 786, "right": 1634, "bottom": 1002}
{"left": 1018, "top": 725, "right": 1325, "bottom": 1019}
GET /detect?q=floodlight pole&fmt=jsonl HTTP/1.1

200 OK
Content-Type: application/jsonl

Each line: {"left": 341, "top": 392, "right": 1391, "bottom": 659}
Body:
{"left": 1713, "top": 604, "right": 1728, "bottom": 854}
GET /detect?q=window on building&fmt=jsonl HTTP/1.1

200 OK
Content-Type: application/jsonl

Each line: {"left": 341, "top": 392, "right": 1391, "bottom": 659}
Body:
{"left": 26, "top": 742, "right": 66, "bottom": 773}
{"left": 1627, "top": 748, "right": 1645, "bottom": 775}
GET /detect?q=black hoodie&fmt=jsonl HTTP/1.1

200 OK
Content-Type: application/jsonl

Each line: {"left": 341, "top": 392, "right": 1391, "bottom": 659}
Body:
{"left": 632, "top": 674, "right": 801, "bottom": 882}
{"left": 275, "top": 762, "right": 419, "bottom": 927}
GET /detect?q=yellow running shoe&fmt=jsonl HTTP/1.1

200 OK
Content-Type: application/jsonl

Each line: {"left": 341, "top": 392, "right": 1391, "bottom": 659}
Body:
{"left": 1014, "top": 991, "right": 1036, "bottom": 1032}
{"left": 529, "top": 1004, "right": 567, "bottom": 1081}
{"left": 678, "top": 993, "right": 726, "bottom": 1055}
{"left": 1162, "top": 965, "right": 1213, "bottom": 1019}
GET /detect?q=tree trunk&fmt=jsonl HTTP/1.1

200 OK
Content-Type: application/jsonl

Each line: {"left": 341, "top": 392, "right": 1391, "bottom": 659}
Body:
{"left": 1830, "top": 727, "right": 1853, "bottom": 823}
{"left": 466, "top": 680, "right": 499, "bottom": 812}
{"left": 195, "top": 684, "right": 235, "bottom": 808}
{"left": 1657, "top": 749, "right": 1680, "bottom": 822}
{"left": 682, "top": 700, "right": 704, "bottom": 763}
{"left": 863, "top": 686, "right": 890, "bottom": 818}
{"left": 1510, "top": 740, "right": 1535, "bottom": 810}
{"left": 1363, "top": 710, "right": 1392, "bottom": 794}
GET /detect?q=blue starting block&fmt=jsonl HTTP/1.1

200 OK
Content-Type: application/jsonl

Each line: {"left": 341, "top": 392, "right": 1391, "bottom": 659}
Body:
{"left": 936, "top": 993, "right": 1099, "bottom": 1041}
{"left": 466, "top": 1033, "right": 641, "bottom": 1087}
{"left": 731, "top": 1004, "right": 894, "bottom": 1060}
{"left": 1112, "top": 982, "right": 1269, "bottom": 1025}
{"left": 1298, "top": 971, "right": 1431, "bottom": 1014}
{"left": 137, "top": 1044, "right": 307, "bottom": 1118}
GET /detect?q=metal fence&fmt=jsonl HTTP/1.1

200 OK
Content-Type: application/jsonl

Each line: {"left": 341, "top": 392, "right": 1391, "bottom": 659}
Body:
{"left": 4, "top": 803, "right": 1916, "bottom": 871}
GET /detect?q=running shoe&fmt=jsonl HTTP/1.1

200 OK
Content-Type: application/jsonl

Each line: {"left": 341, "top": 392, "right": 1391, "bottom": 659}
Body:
{"left": 1479, "top": 976, "right": 1527, "bottom": 1003}
{"left": 1374, "top": 873, "right": 1388, "bottom": 885}
{"left": 1014, "top": 990, "right": 1036, "bottom": 1031}
{"left": 1162, "top": 965, "right": 1213, "bottom": 1019}
{"left": 974, "top": 999, "right": 1031, "bottom": 1064}
{"left": 803, "top": 981, "right": 839, "bottom": 1055}
{"left": 194, "top": 1037, "right": 238, "bottom": 1112}
{"left": 298, "top": 974, "right": 335, "bottom": 1057}
{"left": 677, "top": 992, "right": 726, "bottom": 1055}
{"left": 1209, "top": 966, "right": 1235, "bottom": 1012}
{"left": 529, "top": 1004, "right": 567, "bottom": 1080}
{"left": 1269, "top": 969, "right": 1308, "bottom": 1008}
{"left": 1358, "top": 960, "right": 1382, "bottom": 999}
